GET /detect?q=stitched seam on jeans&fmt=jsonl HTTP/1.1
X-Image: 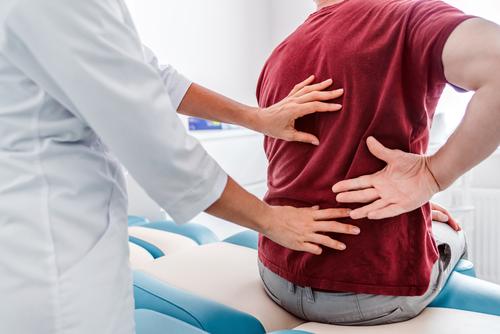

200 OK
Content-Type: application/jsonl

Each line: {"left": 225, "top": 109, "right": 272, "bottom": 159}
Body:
{"left": 260, "top": 268, "right": 282, "bottom": 306}
{"left": 354, "top": 294, "right": 364, "bottom": 320}
{"left": 298, "top": 288, "right": 307, "bottom": 319}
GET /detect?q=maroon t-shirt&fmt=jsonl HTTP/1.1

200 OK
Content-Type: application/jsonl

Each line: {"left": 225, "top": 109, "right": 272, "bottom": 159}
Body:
{"left": 257, "top": 0, "right": 473, "bottom": 296}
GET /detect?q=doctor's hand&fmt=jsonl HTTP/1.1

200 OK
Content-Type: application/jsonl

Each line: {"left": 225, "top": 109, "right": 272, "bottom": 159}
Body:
{"left": 332, "top": 137, "right": 441, "bottom": 220}
{"left": 262, "top": 206, "right": 360, "bottom": 255}
{"left": 257, "top": 75, "right": 343, "bottom": 145}
{"left": 206, "top": 177, "right": 359, "bottom": 256}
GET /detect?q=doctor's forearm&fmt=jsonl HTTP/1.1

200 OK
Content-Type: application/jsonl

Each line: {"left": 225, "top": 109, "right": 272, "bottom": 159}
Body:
{"left": 206, "top": 177, "right": 360, "bottom": 254}
{"left": 428, "top": 82, "right": 500, "bottom": 189}
{"left": 176, "top": 78, "right": 343, "bottom": 145}
{"left": 177, "top": 83, "right": 261, "bottom": 131}
{"left": 205, "top": 177, "right": 271, "bottom": 233}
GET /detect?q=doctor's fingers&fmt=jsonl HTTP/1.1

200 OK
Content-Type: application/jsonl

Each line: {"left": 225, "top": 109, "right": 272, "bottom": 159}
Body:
{"left": 313, "top": 220, "right": 361, "bottom": 235}
{"left": 289, "top": 131, "right": 320, "bottom": 146}
{"left": 295, "top": 89, "right": 344, "bottom": 104}
{"left": 294, "top": 101, "right": 342, "bottom": 118}
{"left": 301, "top": 242, "right": 324, "bottom": 255}
{"left": 291, "top": 78, "right": 334, "bottom": 97}
{"left": 349, "top": 199, "right": 388, "bottom": 219}
{"left": 307, "top": 233, "right": 347, "bottom": 251}
{"left": 336, "top": 188, "right": 380, "bottom": 203}
{"left": 312, "top": 208, "right": 352, "bottom": 220}
{"left": 288, "top": 75, "right": 317, "bottom": 96}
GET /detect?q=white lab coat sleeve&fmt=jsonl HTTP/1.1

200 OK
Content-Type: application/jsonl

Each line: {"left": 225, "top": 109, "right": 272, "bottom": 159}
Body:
{"left": 142, "top": 45, "right": 192, "bottom": 110}
{"left": 3, "top": 0, "right": 228, "bottom": 223}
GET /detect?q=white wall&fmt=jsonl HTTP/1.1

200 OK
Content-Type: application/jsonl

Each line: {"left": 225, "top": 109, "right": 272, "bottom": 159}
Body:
{"left": 126, "top": 0, "right": 272, "bottom": 105}
{"left": 269, "top": 1, "right": 315, "bottom": 47}
{"left": 444, "top": 0, "right": 500, "bottom": 22}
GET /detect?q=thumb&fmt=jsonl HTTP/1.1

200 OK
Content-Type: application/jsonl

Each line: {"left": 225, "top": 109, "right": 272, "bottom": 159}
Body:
{"left": 291, "top": 131, "right": 320, "bottom": 146}
{"left": 366, "top": 136, "right": 395, "bottom": 163}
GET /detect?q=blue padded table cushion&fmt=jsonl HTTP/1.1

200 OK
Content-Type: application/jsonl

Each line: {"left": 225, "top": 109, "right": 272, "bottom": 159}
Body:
{"left": 224, "top": 230, "right": 258, "bottom": 250}
{"left": 145, "top": 221, "right": 219, "bottom": 245}
{"left": 268, "top": 331, "right": 312, "bottom": 334}
{"left": 129, "top": 236, "right": 165, "bottom": 259}
{"left": 136, "top": 309, "right": 208, "bottom": 334}
{"left": 453, "top": 259, "right": 476, "bottom": 277}
{"left": 134, "top": 271, "right": 266, "bottom": 334}
{"left": 128, "top": 216, "right": 149, "bottom": 227}
{"left": 429, "top": 271, "right": 500, "bottom": 316}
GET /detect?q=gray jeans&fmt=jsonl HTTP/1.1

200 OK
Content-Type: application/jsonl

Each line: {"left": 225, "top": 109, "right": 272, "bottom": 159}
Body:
{"left": 259, "top": 222, "right": 467, "bottom": 326}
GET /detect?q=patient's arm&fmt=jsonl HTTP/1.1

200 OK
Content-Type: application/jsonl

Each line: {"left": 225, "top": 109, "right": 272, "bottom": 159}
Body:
{"left": 430, "top": 18, "right": 500, "bottom": 189}
{"left": 332, "top": 18, "right": 500, "bottom": 220}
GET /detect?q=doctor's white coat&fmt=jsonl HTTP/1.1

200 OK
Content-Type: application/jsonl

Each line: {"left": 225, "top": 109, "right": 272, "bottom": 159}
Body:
{"left": 0, "top": 0, "right": 227, "bottom": 333}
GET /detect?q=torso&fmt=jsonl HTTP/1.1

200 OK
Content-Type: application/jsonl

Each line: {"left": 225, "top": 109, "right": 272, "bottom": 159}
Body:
{"left": 257, "top": 0, "right": 470, "bottom": 296}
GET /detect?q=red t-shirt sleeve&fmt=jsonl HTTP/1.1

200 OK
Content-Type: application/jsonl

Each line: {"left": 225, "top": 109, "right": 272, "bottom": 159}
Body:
{"left": 405, "top": 0, "right": 476, "bottom": 84}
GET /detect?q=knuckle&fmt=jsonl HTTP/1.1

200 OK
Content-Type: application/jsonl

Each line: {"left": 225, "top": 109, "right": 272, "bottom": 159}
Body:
{"left": 340, "top": 223, "right": 351, "bottom": 232}
{"left": 339, "top": 223, "right": 351, "bottom": 233}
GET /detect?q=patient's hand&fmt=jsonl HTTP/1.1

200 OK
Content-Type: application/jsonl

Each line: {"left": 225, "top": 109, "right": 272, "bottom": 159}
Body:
{"left": 257, "top": 75, "right": 343, "bottom": 145}
{"left": 431, "top": 202, "right": 461, "bottom": 231}
{"left": 331, "top": 137, "right": 440, "bottom": 220}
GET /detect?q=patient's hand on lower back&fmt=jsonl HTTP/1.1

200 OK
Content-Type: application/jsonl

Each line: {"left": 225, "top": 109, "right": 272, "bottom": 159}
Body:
{"left": 332, "top": 136, "right": 441, "bottom": 220}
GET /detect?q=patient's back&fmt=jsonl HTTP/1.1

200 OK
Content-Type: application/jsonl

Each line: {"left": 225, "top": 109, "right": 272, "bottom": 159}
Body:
{"left": 257, "top": 0, "right": 472, "bottom": 296}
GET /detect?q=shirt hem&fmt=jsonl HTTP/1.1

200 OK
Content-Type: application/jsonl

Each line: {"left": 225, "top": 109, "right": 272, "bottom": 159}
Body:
{"left": 258, "top": 251, "right": 436, "bottom": 297}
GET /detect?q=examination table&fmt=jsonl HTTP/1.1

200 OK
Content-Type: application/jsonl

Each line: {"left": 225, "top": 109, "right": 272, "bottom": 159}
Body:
{"left": 128, "top": 218, "right": 500, "bottom": 334}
